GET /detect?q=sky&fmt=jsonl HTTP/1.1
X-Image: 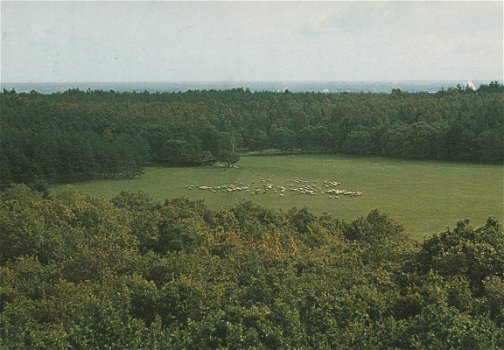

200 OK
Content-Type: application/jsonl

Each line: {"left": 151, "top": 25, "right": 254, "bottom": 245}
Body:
{"left": 1, "top": 1, "right": 502, "bottom": 82}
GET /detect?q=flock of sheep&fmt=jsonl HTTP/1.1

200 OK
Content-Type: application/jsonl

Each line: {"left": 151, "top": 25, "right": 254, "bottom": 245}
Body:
{"left": 185, "top": 178, "right": 362, "bottom": 199}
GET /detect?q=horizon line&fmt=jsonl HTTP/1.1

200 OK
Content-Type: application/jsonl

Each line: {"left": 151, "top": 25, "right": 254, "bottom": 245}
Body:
{"left": 1, "top": 79, "right": 498, "bottom": 85}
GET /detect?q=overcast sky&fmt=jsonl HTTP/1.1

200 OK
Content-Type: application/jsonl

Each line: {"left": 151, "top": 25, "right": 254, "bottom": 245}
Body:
{"left": 1, "top": 1, "right": 502, "bottom": 82}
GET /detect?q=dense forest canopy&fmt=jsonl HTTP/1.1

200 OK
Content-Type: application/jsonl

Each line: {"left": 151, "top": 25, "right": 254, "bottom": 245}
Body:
{"left": 0, "top": 185, "right": 502, "bottom": 349}
{"left": 1, "top": 82, "right": 503, "bottom": 189}
{"left": 1, "top": 82, "right": 503, "bottom": 348}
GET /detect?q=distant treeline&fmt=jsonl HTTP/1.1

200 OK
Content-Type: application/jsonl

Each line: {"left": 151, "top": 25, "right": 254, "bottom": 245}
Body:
{"left": 1, "top": 82, "right": 503, "bottom": 188}
{"left": 1, "top": 186, "right": 503, "bottom": 349}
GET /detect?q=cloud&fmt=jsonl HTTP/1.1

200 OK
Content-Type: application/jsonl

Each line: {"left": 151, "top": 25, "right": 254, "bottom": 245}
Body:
{"left": 1, "top": 1, "right": 502, "bottom": 82}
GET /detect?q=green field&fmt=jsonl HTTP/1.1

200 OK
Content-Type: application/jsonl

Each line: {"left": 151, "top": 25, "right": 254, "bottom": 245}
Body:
{"left": 51, "top": 155, "right": 503, "bottom": 239}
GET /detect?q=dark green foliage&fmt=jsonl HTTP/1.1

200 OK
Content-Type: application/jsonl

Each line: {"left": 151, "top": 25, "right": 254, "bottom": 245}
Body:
{"left": 0, "top": 186, "right": 502, "bottom": 348}
{"left": 218, "top": 151, "right": 240, "bottom": 166}
{"left": 414, "top": 218, "right": 504, "bottom": 296}
{"left": 159, "top": 139, "right": 202, "bottom": 165}
{"left": 344, "top": 208, "right": 404, "bottom": 243}
{"left": 1, "top": 83, "right": 503, "bottom": 188}
{"left": 477, "top": 81, "right": 504, "bottom": 93}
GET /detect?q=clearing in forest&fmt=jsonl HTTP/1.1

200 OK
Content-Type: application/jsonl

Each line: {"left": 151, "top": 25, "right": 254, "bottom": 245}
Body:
{"left": 51, "top": 154, "right": 504, "bottom": 239}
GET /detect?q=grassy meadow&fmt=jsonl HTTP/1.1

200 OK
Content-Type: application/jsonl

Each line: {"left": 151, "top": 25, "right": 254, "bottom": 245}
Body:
{"left": 51, "top": 155, "right": 503, "bottom": 239}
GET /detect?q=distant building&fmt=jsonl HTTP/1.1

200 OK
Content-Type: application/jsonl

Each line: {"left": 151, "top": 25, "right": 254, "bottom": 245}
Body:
{"left": 201, "top": 151, "right": 217, "bottom": 166}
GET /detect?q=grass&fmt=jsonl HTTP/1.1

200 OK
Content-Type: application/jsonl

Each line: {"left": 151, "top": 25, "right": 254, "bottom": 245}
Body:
{"left": 51, "top": 155, "right": 503, "bottom": 240}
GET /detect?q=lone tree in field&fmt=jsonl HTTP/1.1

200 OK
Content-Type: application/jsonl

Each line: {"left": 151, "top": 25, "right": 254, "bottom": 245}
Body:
{"left": 218, "top": 151, "right": 240, "bottom": 167}
{"left": 227, "top": 152, "right": 240, "bottom": 166}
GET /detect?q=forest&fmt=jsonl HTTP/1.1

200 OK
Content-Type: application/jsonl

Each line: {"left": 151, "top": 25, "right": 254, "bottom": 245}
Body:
{"left": 1, "top": 83, "right": 503, "bottom": 348}
{"left": 1, "top": 82, "right": 503, "bottom": 189}
{"left": 0, "top": 185, "right": 503, "bottom": 349}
